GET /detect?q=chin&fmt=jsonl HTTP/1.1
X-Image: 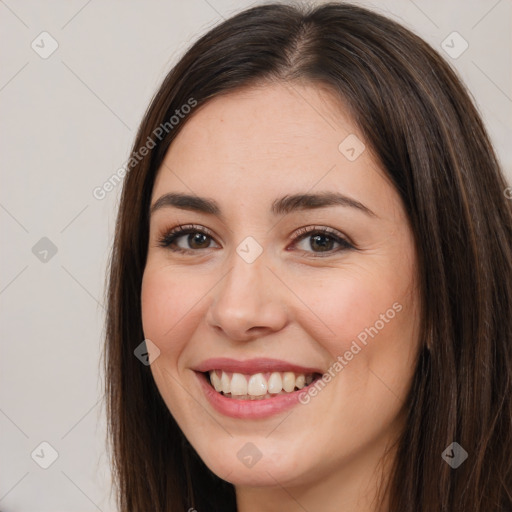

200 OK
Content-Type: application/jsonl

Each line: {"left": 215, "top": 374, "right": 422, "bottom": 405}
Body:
{"left": 193, "top": 435, "right": 313, "bottom": 488}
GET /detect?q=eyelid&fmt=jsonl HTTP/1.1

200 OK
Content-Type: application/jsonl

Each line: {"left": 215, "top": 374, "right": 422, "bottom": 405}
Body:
{"left": 290, "top": 225, "right": 353, "bottom": 245}
{"left": 157, "top": 223, "right": 219, "bottom": 250}
{"left": 157, "top": 223, "right": 355, "bottom": 256}
{"left": 288, "top": 225, "right": 355, "bottom": 257}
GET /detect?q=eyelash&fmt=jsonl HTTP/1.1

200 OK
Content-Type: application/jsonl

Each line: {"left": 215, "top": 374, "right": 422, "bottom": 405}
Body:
{"left": 157, "top": 223, "right": 354, "bottom": 258}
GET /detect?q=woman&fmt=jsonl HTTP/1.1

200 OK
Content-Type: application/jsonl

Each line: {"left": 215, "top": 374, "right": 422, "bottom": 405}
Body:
{"left": 103, "top": 2, "right": 512, "bottom": 511}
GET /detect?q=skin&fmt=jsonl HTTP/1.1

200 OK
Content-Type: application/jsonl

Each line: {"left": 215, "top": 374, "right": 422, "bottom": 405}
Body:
{"left": 141, "top": 82, "right": 421, "bottom": 512}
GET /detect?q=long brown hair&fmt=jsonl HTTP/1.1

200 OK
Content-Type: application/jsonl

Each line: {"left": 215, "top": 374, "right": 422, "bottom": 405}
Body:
{"left": 103, "top": 2, "right": 512, "bottom": 510}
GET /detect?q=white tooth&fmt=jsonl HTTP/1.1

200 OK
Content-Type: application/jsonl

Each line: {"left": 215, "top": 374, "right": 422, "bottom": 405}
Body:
{"left": 305, "top": 374, "right": 314, "bottom": 385}
{"left": 267, "top": 372, "right": 283, "bottom": 394}
{"left": 231, "top": 373, "right": 248, "bottom": 396}
{"left": 282, "top": 372, "right": 296, "bottom": 392}
{"left": 248, "top": 373, "right": 267, "bottom": 396}
{"left": 221, "top": 371, "right": 231, "bottom": 394}
{"left": 295, "top": 374, "right": 306, "bottom": 389}
{"left": 210, "top": 370, "right": 222, "bottom": 392}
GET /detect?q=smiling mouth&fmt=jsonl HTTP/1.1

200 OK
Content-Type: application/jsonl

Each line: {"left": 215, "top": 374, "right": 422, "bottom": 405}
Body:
{"left": 204, "top": 370, "right": 322, "bottom": 400}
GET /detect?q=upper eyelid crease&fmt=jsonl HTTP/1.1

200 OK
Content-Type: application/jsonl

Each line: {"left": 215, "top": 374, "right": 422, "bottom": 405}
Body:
{"left": 150, "top": 192, "right": 377, "bottom": 218}
{"left": 157, "top": 224, "right": 354, "bottom": 256}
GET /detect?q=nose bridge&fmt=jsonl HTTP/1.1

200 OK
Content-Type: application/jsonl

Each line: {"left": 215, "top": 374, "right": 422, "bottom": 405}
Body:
{"left": 226, "top": 252, "right": 265, "bottom": 302}
{"left": 206, "top": 239, "right": 288, "bottom": 339}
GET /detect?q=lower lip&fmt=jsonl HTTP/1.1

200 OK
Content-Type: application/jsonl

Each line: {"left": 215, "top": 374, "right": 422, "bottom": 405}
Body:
{"left": 195, "top": 372, "right": 313, "bottom": 419}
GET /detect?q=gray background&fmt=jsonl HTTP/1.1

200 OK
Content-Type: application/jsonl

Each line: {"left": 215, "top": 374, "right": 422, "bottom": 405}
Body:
{"left": 1, "top": 0, "right": 510, "bottom": 510}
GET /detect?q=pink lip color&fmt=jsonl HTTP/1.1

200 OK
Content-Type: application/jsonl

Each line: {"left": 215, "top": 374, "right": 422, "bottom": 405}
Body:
{"left": 193, "top": 357, "right": 323, "bottom": 375}
{"left": 192, "top": 358, "right": 324, "bottom": 419}
{"left": 195, "top": 371, "right": 312, "bottom": 419}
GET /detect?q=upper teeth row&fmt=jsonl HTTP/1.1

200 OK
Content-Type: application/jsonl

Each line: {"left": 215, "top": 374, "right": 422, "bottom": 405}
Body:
{"left": 209, "top": 370, "right": 313, "bottom": 396}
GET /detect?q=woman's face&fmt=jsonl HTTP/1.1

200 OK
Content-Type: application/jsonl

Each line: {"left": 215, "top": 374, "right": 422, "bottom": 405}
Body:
{"left": 141, "top": 82, "right": 421, "bottom": 492}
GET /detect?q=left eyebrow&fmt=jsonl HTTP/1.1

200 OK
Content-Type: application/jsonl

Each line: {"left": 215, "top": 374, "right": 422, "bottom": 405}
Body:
{"left": 150, "top": 191, "right": 376, "bottom": 218}
{"left": 271, "top": 192, "right": 376, "bottom": 217}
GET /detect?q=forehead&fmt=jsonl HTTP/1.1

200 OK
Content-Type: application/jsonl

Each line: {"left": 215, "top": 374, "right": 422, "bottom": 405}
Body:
{"left": 152, "top": 82, "right": 399, "bottom": 220}
{"left": 162, "top": 82, "right": 356, "bottom": 171}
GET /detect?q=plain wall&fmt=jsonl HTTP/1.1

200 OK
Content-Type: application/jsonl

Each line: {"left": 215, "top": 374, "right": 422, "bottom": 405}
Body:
{"left": 0, "top": 0, "right": 510, "bottom": 510}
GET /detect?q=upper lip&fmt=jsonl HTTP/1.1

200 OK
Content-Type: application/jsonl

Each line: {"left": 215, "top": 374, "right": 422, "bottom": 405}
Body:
{"left": 193, "top": 357, "right": 324, "bottom": 375}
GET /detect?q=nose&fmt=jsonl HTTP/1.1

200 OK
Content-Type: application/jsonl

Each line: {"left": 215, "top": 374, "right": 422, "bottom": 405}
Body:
{"left": 205, "top": 249, "right": 289, "bottom": 341}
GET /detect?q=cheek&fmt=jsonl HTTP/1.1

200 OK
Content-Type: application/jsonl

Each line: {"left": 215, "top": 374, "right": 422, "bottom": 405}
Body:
{"left": 140, "top": 266, "right": 204, "bottom": 360}
{"left": 294, "top": 263, "right": 418, "bottom": 396}
{"left": 140, "top": 266, "right": 206, "bottom": 423}
{"left": 296, "top": 269, "right": 405, "bottom": 353}
{"left": 293, "top": 273, "right": 417, "bottom": 444}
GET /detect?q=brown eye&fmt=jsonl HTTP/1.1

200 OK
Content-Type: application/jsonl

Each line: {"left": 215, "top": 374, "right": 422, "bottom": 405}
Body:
{"left": 308, "top": 233, "right": 336, "bottom": 252}
{"left": 158, "top": 224, "right": 219, "bottom": 253}
{"left": 187, "top": 232, "right": 211, "bottom": 249}
{"left": 292, "top": 226, "right": 354, "bottom": 257}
